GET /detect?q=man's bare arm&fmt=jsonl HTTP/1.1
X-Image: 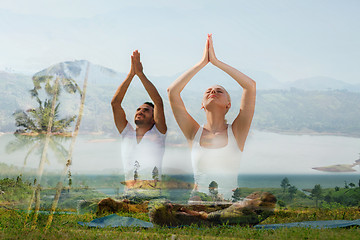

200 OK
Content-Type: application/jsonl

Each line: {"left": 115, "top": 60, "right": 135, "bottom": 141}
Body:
{"left": 111, "top": 58, "right": 135, "bottom": 134}
{"left": 133, "top": 50, "right": 167, "bottom": 134}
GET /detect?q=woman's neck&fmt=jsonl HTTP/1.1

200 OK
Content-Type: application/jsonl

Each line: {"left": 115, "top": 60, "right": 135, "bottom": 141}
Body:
{"left": 204, "top": 110, "right": 227, "bottom": 133}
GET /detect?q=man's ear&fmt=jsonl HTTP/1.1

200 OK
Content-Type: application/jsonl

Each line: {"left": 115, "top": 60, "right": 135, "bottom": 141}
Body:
{"left": 151, "top": 112, "right": 155, "bottom": 123}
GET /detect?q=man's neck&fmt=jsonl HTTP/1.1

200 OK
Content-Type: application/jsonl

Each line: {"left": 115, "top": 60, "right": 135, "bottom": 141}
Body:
{"left": 135, "top": 124, "right": 154, "bottom": 143}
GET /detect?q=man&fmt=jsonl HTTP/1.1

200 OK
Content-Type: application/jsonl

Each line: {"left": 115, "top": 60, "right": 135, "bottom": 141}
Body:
{"left": 111, "top": 50, "right": 167, "bottom": 185}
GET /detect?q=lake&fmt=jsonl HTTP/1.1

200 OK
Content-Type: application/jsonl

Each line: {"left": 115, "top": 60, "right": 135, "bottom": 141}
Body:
{"left": 1, "top": 130, "right": 359, "bottom": 191}
{"left": 93, "top": 173, "right": 360, "bottom": 199}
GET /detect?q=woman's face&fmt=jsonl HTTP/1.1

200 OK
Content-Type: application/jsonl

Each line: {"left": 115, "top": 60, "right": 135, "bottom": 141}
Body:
{"left": 202, "top": 85, "right": 231, "bottom": 111}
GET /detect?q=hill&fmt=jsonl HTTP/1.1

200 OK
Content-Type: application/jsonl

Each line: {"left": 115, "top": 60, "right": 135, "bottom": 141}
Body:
{"left": 1, "top": 61, "right": 360, "bottom": 139}
{"left": 254, "top": 89, "right": 360, "bottom": 136}
{"left": 0, "top": 71, "right": 34, "bottom": 132}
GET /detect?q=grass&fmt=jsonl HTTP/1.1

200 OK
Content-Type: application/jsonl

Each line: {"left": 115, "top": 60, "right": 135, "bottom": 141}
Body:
{"left": 1, "top": 207, "right": 359, "bottom": 239}
{"left": 1, "top": 177, "right": 359, "bottom": 239}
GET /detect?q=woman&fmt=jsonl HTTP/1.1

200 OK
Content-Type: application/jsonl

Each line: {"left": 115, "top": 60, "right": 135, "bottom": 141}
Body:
{"left": 167, "top": 34, "right": 256, "bottom": 200}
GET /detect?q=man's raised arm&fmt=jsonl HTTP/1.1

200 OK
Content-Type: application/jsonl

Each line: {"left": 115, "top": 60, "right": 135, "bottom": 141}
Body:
{"left": 132, "top": 50, "right": 167, "bottom": 134}
{"left": 111, "top": 56, "right": 135, "bottom": 134}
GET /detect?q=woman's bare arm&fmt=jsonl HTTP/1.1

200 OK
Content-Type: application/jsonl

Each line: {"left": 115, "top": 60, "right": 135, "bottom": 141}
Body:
{"left": 209, "top": 35, "right": 256, "bottom": 151}
{"left": 167, "top": 37, "right": 210, "bottom": 142}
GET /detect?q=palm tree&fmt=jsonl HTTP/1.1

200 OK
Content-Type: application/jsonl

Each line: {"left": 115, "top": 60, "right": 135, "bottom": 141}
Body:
{"left": 12, "top": 97, "right": 75, "bottom": 135}
{"left": 46, "top": 62, "right": 90, "bottom": 229}
{"left": 24, "top": 73, "right": 79, "bottom": 227}
{"left": 13, "top": 61, "right": 90, "bottom": 228}
{"left": 30, "top": 74, "right": 80, "bottom": 183}
{"left": 6, "top": 98, "right": 75, "bottom": 170}
{"left": 6, "top": 81, "right": 77, "bottom": 228}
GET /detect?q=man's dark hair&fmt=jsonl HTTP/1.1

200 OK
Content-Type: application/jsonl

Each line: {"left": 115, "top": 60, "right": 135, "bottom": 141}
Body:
{"left": 144, "top": 102, "right": 154, "bottom": 108}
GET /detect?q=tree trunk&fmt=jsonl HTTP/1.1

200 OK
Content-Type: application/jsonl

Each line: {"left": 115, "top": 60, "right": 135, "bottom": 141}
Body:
{"left": 46, "top": 63, "right": 90, "bottom": 228}
{"left": 26, "top": 77, "right": 60, "bottom": 227}
{"left": 37, "top": 76, "right": 60, "bottom": 183}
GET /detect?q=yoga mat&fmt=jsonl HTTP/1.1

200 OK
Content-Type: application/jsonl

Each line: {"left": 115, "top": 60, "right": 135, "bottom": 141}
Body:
{"left": 78, "top": 214, "right": 154, "bottom": 228}
{"left": 78, "top": 214, "right": 360, "bottom": 229}
{"left": 255, "top": 219, "right": 360, "bottom": 229}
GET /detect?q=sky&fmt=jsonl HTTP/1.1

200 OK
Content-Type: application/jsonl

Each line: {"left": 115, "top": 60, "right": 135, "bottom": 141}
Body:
{"left": 0, "top": 0, "right": 360, "bottom": 176}
{"left": 0, "top": 0, "right": 360, "bottom": 84}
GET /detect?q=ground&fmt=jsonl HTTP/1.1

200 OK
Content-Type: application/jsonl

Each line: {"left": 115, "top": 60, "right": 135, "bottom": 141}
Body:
{"left": 1, "top": 207, "right": 359, "bottom": 239}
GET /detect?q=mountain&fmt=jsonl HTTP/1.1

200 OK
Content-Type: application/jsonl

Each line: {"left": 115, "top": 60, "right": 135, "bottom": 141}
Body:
{"left": 32, "top": 60, "right": 285, "bottom": 91}
{"left": 33, "top": 60, "right": 122, "bottom": 86}
{"left": 285, "top": 76, "right": 360, "bottom": 92}
{"left": 2, "top": 60, "right": 360, "bottom": 137}
{"left": 254, "top": 89, "right": 360, "bottom": 136}
{"left": 31, "top": 60, "right": 360, "bottom": 92}
{"left": 0, "top": 71, "right": 34, "bottom": 132}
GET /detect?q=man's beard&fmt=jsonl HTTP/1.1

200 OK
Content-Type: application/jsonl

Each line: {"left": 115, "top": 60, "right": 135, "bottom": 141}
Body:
{"left": 135, "top": 119, "right": 155, "bottom": 128}
{"left": 135, "top": 119, "right": 144, "bottom": 126}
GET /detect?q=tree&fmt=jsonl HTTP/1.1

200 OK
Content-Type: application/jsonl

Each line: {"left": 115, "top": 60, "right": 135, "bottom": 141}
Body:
{"left": 30, "top": 74, "right": 80, "bottom": 99}
{"left": 324, "top": 193, "right": 332, "bottom": 203}
{"left": 134, "top": 170, "right": 139, "bottom": 181}
{"left": 12, "top": 97, "right": 75, "bottom": 135}
{"left": 152, "top": 166, "right": 159, "bottom": 181}
{"left": 311, "top": 184, "right": 323, "bottom": 207}
{"left": 18, "top": 73, "right": 79, "bottom": 228}
{"left": 208, "top": 181, "right": 219, "bottom": 201}
{"left": 67, "top": 166, "right": 72, "bottom": 192}
{"left": 280, "top": 177, "right": 290, "bottom": 193}
{"left": 288, "top": 185, "right": 298, "bottom": 200}
{"left": 46, "top": 63, "right": 90, "bottom": 229}
{"left": 6, "top": 98, "right": 75, "bottom": 170}
{"left": 277, "top": 200, "right": 286, "bottom": 209}
{"left": 335, "top": 186, "right": 340, "bottom": 191}
{"left": 349, "top": 182, "right": 355, "bottom": 188}
{"left": 31, "top": 75, "right": 79, "bottom": 183}
{"left": 134, "top": 161, "right": 140, "bottom": 181}
{"left": 232, "top": 188, "right": 242, "bottom": 202}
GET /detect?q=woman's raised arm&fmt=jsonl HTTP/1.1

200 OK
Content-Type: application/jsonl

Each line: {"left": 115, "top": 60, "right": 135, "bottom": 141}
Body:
{"left": 167, "top": 37, "right": 210, "bottom": 142}
{"left": 208, "top": 35, "right": 256, "bottom": 151}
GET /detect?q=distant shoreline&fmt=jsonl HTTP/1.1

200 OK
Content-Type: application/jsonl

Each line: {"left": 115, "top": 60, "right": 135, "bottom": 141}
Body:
{"left": 253, "top": 129, "right": 360, "bottom": 138}
{"left": 1, "top": 129, "right": 360, "bottom": 139}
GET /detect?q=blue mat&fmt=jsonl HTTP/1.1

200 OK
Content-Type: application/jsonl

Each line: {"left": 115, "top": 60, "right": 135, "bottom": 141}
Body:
{"left": 19, "top": 210, "right": 76, "bottom": 215}
{"left": 78, "top": 215, "right": 360, "bottom": 229}
{"left": 255, "top": 219, "right": 360, "bottom": 229}
{"left": 78, "top": 214, "right": 154, "bottom": 228}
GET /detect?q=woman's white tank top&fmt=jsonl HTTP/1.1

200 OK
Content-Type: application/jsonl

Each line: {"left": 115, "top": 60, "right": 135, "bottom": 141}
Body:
{"left": 191, "top": 124, "right": 242, "bottom": 199}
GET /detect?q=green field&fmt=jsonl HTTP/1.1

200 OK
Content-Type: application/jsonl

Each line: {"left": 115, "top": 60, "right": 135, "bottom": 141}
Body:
{"left": 1, "top": 207, "right": 359, "bottom": 239}
{"left": 1, "top": 176, "right": 360, "bottom": 239}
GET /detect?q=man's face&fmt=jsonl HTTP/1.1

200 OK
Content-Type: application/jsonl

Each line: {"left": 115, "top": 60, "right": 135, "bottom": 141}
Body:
{"left": 134, "top": 103, "right": 155, "bottom": 126}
